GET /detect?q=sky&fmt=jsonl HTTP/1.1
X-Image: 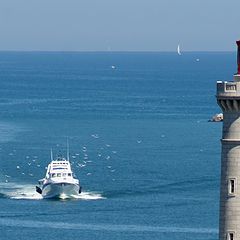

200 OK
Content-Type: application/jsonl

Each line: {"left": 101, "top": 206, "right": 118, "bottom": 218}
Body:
{"left": 0, "top": 0, "right": 239, "bottom": 51}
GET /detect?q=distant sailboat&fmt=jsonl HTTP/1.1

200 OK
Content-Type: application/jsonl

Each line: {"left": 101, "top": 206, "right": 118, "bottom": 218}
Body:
{"left": 177, "top": 44, "right": 181, "bottom": 55}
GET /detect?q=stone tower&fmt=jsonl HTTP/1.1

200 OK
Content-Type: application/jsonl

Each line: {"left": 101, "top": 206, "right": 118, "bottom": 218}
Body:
{"left": 217, "top": 40, "right": 240, "bottom": 240}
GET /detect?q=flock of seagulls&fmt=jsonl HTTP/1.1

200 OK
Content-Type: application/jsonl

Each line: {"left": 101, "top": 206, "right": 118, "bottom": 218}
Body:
{"left": 1, "top": 133, "right": 143, "bottom": 184}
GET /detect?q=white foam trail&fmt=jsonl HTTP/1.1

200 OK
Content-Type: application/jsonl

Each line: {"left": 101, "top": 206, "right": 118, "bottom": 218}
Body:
{"left": 0, "top": 183, "right": 42, "bottom": 200}
{"left": 0, "top": 182, "right": 104, "bottom": 200}
{"left": 72, "top": 192, "right": 105, "bottom": 200}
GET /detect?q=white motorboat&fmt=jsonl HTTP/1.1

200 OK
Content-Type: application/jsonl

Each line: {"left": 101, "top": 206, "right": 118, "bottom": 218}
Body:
{"left": 36, "top": 151, "right": 81, "bottom": 199}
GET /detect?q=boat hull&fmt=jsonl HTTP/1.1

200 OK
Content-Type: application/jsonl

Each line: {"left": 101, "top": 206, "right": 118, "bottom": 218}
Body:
{"left": 42, "top": 182, "right": 80, "bottom": 199}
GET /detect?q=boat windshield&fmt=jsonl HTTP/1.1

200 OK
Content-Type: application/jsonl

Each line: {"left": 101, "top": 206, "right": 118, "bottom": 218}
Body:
{"left": 51, "top": 173, "right": 72, "bottom": 177}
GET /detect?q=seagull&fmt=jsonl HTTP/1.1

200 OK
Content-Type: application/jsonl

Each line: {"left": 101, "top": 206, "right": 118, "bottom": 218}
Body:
{"left": 91, "top": 134, "right": 99, "bottom": 139}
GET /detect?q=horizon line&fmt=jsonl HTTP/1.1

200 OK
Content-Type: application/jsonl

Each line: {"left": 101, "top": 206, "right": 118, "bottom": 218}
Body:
{"left": 0, "top": 50, "right": 235, "bottom": 53}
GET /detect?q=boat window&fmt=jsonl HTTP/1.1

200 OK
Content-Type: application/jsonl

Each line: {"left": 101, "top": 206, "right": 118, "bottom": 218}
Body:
{"left": 62, "top": 173, "right": 67, "bottom": 177}
{"left": 57, "top": 173, "right": 61, "bottom": 177}
{"left": 228, "top": 178, "right": 236, "bottom": 195}
{"left": 68, "top": 173, "right": 72, "bottom": 177}
{"left": 52, "top": 173, "right": 56, "bottom": 178}
{"left": 227, "top": 232, "right": 235, "bottom": 240}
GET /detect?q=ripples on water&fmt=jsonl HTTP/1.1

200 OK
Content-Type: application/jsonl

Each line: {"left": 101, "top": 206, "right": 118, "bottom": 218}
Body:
{"left": 0, "top": 52, "right": 230, "bottom": 240}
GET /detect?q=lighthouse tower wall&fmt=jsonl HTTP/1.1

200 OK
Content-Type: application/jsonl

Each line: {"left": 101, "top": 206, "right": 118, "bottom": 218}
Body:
{"left": 217, "top": 40, "right": 240, "bottom": 240}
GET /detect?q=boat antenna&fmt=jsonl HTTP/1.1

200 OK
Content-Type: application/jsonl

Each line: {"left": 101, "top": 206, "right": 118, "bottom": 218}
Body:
{"left": 50, "top": 148, "right": 53, "bottom": 161}
{"left": 67, "top": 138, "right": 70, "bottom": 161}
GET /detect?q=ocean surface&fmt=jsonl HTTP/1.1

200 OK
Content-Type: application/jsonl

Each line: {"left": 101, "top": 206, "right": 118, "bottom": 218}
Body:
{"left": 0, "top": 51, "right": 235, "bottom": 240}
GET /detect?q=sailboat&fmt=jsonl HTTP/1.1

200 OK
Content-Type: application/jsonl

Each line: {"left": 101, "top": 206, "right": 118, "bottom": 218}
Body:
{"left": 177, "top": 44, "right": 181, "bottom": 55}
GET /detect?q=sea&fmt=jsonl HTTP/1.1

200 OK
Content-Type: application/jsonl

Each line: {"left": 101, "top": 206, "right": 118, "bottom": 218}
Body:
{"left": 0, "top": 51, "right": 235, "bottom": 240}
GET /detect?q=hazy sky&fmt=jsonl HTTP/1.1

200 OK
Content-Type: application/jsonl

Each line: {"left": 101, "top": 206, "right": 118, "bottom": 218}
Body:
{"left": 0, "top": 0, "right": 239, "bottom": 51}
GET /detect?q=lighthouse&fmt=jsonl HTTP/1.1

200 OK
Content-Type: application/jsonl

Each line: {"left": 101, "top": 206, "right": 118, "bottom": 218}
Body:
{"left": 217, "top": 40, "right": 240, "bottom": 240}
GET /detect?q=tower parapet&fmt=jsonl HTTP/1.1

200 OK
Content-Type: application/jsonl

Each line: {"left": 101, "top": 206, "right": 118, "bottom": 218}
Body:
{"left": 217, "top": 41, "right": 240, "bottom": 240}
{"left": 236, "top": 40, "right": 240, "bottom": 75}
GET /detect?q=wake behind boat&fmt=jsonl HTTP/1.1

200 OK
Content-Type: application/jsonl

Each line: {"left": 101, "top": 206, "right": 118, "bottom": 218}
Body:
{"left": 36, "top": 152, "right": 81, "bottom": 199}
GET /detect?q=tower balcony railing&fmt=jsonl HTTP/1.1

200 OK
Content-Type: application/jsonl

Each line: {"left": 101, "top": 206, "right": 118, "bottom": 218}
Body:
{"left": 217, "top": 81, "right": 240, "bottom": 97}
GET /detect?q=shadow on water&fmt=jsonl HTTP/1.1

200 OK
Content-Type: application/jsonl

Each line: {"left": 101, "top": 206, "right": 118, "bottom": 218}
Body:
{"left": 0, "top": 192, "right": 8, "bottom": 199}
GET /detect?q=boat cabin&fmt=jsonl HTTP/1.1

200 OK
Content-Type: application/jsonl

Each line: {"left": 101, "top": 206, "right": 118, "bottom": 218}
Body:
{"left": 46, "top": 160, "right": 73, "bottom": 179}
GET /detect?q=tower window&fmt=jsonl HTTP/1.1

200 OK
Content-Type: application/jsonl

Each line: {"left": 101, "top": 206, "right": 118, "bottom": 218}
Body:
{"left": 227, "top": 232, "right": 234, "bottom": 240}
{"left": 228, "top": 178, "right": 236, "bottom": 195}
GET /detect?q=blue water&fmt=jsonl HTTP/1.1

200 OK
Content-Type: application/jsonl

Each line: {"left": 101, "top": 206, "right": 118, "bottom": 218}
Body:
{"left": 0, "top": 51, "right": 235, "bottom": 239}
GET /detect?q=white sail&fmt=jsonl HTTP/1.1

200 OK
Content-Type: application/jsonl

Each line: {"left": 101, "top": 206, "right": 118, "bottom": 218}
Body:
{"left": 177, "top": 44, "right": 181, "bottom": 55}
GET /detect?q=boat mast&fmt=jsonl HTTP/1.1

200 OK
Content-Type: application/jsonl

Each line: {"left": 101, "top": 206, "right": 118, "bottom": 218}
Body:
{"left": 50, "top": 148, "right": 53, "bottom": 161}
{"left": 67, "top": 138, "right": 70, "bottom": 161}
